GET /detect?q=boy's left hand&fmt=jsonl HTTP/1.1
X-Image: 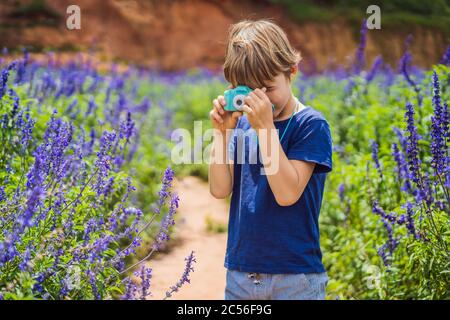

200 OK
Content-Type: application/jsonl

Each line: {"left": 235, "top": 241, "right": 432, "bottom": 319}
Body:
{"left": 242, "top": 87, "right": 274, "bottom": 130}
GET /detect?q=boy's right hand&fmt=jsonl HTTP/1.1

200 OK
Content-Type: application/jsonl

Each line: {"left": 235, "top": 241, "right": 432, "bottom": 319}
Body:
{"left": 209, "top": 90, "right": 243, "bottom": 134}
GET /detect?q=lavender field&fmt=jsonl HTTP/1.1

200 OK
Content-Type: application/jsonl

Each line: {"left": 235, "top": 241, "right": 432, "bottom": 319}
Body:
{"left": 0, "top": 24, "right": 449, "bottom": 299}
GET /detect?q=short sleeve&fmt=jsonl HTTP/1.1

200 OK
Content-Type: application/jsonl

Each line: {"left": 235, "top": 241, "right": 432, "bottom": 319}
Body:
{"left": 287, "top": 119, "right": 333, "bottom": 174}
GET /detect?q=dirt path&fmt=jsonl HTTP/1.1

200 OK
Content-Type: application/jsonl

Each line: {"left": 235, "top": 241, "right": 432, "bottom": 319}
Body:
{"left": 146, "top": 176, "right": 230, "bottom": 300}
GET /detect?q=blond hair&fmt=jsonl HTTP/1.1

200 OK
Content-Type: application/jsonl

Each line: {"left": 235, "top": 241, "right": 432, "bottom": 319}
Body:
{"left": 223, "top": 18, "right": 301, "bottom": 89}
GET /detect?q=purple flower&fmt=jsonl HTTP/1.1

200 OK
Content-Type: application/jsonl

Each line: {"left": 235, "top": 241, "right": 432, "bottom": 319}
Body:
{"left": 370, "top": 139, "right": 383, "bottom": 179}
{"left": 1, "top": 113, "right": 8, "bottom": 129}
{"left": 87, "top": 73, "right": 101, "bottom": 93}
{"left": 18, "top": 245, "right": 32, "bottom": 271}
{"left": 397, "top": 214, "right": 406, "bottom": 225}
{"left": 377, "top": 243, "right": 390, "bottom": 267}
{"left": 338, "top": 183, "right": 345, "bottom": 201}
{"left": 88, "top": 235, "right": 113, "bottom": 264}
{"left": 443, "top": 102, "right": 450, "bottom": 189}
{"left": 66, "top": 99, "right": 77, "bottom": 115}
{"left": 52, "top": 247, "right": 64, "bottom": 270}
{"left": 375, "top": 213, "right": 400, "bottom": 267}
{"left": 382, "top": 218, "right": 399, "bottom": 251}
{"left": 430, "top": 71, "right": 446, "bottom": 175}
{"left": 59, "top": 278, "right": 69, "bottom": 298}
{"left": 382, "top": 64, "right": 395, "bottom": 88}
{"left": 120, "top": 206, "right": 141, "bottom": 228}
{"left": 372, "top": 200, "right": 398, "bottom": 223}
{"left": 0, "top": 187, "right": 5, "bottom": 203}
{"left": 443, "top": 102, "right": 449, "bottom": 142}
{"left": 152, "top": 192, "right": 179, "bottom": 251}
{"left": 82, "top": 127, "right": 96, "bottom": 156}
{"left": 85, "top": 96, "right": 96, "bottom": 116}
{"left": 165, "top": 251, "right": 196, "bottom": 299}
{"left": 32, "top": 272, "right": 46, "bottom": 294}
{"left": 366, "top": 56, "right": 383, "bottom": 83}
{"left": 15, "top": 48, "right": 29, "bottom": 84}
{"left": 8, "top": 89, "right": 20, "bottom": 120}
{"left": 44, "top": 115, "right": 74, "bottom": 180}
{"left": 94, "top": 130, "right": 117, "bottom": 196}
{"left": 440, "top": 45, "right": 450, "bottom": 66}
{"left": 405, "top": 102, "right": 433, "bottom": 205}
{"left": 15, "top": 108, "right": 35, "bottom": 147}
{"left": 119, "top": 111, "right": 135, "bottom": 142}
{"left": 391, "top": 142, "right": 413, "bottom": 193}
{"left": 121, "top": 277, "right": 137, "bottom": 300}
{"left": 0, "top": 61, "right": 17, "bottom": 99}
{"left": 101, "top": 176, "right": 115, "bottom": 199}
{"left": 404, "top": 102, "right": 422, "bottom": 186}
{"left": 87, "top": 269, "right": 100, "bottom": 300}
{"left": 155, "top": 166, "right": 175, "bottom": 214}
{"left": 136, "top": 97, "right": 151, "bottom": 114}
{"left": 134, "top": 265, "right": 152, "bottom": 300}
{"left": 18, "top": 185, "right": 45, "bottom": 229}
{"left": 113, "top": 153, "right": 124, "bottom": 170}
{"left": 415, "top": 171, "right": 434, "bottom": 207}
{"left": 41, "top": 71, "right": 57, "bottom": 96}
{"left": 122, "top": 237, "right": 142, "bottom": 257}
{"left": 83, "top": 218, "right": 97, "bottom": 243}
{"left": 353, "top": 19, "right": 367, "bottom": 74}
{"left": 398, "top": 47, "right": 422, "bottom": 106}
{"left": 404, "top": 202, "right": 420, "bottom": 239}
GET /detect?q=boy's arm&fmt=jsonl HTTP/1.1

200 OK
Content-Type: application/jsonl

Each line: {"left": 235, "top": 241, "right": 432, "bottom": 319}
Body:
{"left": 208, "top": 89, "right": 241, "bottom": 199}
{"left": 257, "top": 124, "right": 316, "bottom": 206}
{"left": 209, "top": 130, "right": 234, "bottom": 199}
{"left": 240, "top": 87, "right": 332, "bottom": 206}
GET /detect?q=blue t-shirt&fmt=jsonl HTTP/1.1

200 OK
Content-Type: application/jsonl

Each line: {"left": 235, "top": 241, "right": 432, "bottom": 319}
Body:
{"left": 225, "top": 105, "right": 333, "bottom": 274}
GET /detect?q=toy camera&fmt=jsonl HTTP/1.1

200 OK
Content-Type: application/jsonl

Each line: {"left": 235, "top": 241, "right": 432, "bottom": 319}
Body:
{"left": 224, "top": 85, "right": 275, "bottom": 112}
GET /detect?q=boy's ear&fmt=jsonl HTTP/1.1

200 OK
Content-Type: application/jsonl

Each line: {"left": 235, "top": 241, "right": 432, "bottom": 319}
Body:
{"left": 291, "top": 65, "right": 298, "bottom": 76}
{"left": 290, "top": 65, "right": 298, "bottom": 81}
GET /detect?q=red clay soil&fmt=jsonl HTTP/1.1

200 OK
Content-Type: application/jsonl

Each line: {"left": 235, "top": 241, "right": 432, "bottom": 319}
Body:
{"left": 1, "top": 0, "right": 447, "bottom": 73}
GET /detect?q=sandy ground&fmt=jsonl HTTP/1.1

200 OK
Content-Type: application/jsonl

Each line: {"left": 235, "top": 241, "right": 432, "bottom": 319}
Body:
{"left": 146, "top": 176, "right": 230, "bottom": 300}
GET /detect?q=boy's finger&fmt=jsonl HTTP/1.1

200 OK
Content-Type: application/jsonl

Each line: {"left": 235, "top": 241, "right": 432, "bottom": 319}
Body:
{"left": 218, "top": 95, "right": 226, "bottom": 106}
{"left": 242, "top": 105, "right": 253, "bottom": 114}
{"left": 215, "top": 103, "right": 224, "bottom": 115}
{"left": 214, "top": 112, "right": 223, "bottom": 123}
{"left": 248, "top": 91, "right": 263, "bottom": 106}
{"left": 253, "top": 88, "right": 269, "bottom": 102}
{"left": 244, "top": 95, "right": 255, "bottom": 108}
{"left": 209, "top": 109, "right": 223, "bottom": 123}
{"left": 213, "top": 99, "right": 225, "bottom": 115}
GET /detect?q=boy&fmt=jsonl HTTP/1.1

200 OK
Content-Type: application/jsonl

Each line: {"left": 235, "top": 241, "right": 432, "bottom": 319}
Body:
{"left": 208, "top": 19, "right": 333, "bottom": 300}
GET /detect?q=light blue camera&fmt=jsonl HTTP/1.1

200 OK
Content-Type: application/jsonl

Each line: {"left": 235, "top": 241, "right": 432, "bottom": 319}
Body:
{"left": 224, "top": 85, "right": 275, "bottom": 112}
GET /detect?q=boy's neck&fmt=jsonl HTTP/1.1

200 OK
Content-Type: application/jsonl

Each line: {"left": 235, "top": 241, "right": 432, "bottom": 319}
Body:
{"left": 273, "top": 94, "right": 297, "bottom": 122}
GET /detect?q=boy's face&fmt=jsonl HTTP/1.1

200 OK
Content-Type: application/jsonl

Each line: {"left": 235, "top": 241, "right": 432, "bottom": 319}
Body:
{"left": 248, "top": 70, "right": 295, "bottom": 118}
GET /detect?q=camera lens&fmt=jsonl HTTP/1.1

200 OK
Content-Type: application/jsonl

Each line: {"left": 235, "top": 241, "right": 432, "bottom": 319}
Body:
{"left": 233, "top": 94, "right": 245, "bottom": 111}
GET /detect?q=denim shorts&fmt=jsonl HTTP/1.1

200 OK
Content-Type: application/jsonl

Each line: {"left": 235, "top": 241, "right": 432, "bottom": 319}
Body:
{"left": 225, "top": 269, "right": 328, "bottom": 300}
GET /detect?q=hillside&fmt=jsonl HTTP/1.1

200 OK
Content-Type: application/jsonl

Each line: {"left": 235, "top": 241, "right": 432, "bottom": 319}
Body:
{"left": 0, "top": 0, "right": 448, "bottom": 72}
